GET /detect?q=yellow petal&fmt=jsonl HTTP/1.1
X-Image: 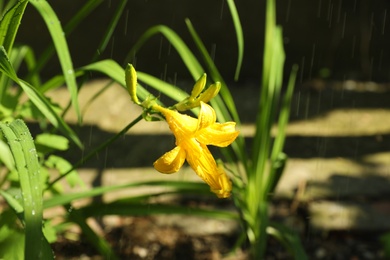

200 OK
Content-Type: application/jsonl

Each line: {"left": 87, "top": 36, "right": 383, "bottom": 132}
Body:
{"left": 197, "top": 102, "right": 216, "bottom": 130}
{"left": 196, "top": 122, "right": 239, "bottom": 147}
{"left": 210, "top": 165, "right": 232, "bottom": 198}
{"left": 185, "top": 140, "right": 227, "bottom": 194}
{"left": 153, "top": 105, "right": 198, "bottom": 137}
{"left": 153, "top": 146, "right": 186, "bottom": 174}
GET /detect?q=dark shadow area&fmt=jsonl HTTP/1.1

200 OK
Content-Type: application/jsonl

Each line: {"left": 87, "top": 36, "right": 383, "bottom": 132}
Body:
{"left": 282, "top": 134, "right": 390, "bottom": 159}
{"left": 309, "top": 174, "right": 390, "bottom": 200}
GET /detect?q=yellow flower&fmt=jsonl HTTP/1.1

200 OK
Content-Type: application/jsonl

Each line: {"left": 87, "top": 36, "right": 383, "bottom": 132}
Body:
{"left": 153, "top": 102, "right": 239, "bottom": 198}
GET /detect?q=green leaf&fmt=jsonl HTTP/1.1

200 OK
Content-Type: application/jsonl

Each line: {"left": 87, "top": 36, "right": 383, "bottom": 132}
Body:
{"left": 0, "top": 190, "right": 23, "bottom": 214}
{"left": 29, "top": 0, "right": 81, "bottom": 123}
{"left": 0, "top": 119, "right": 53, "bottom": 259}
{"left": 137, "top": 71, "right": 188, "bottom": 103}
{"left": 226, "top": 0, "right": 244, "bottom": 81}
{"left": 0, "top": 227, "right": 24, "bottom": 260}
{"left": 79, "top": 59, "right": 151, "bottom": 101}
{"left": 45, "top": 155, "right": 85, "bottom": 188}
{"left": 0, "top": 139, "right": 15, "bottom": 171}
{"left": 44, "top": 181, "right": 210, "bottom": 209}
{"left": 0, "top": 0, "right": 28, "bottom": 54}
{"left": 125, "top": 25, "right": 204, "bottom": 79}
{"left": 74, "top": 202, "right": 238, "bottom": 220}
{"left": 35, "top": 133, "right": 69, "bottom": 152}
{"left": 29, "top": 0, "right": 104, "bottom": 78}
{"left": 0, "top": 46, "right": 81, "bottom": 147}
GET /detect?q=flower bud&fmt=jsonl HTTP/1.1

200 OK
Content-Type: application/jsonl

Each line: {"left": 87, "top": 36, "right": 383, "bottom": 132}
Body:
{"left": 198, "top": 82, "right": 221, "bottom": 104}
{"left": 125, "top": 64, "right": 140, "bottom": 104}
{"left": 190, "top": 73, "right": 207, "bottom": 98}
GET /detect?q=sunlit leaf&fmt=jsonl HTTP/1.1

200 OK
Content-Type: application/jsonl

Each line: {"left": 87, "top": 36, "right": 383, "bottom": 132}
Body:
{"left": 29, "top": 0, "right": 81, "bottom": 123}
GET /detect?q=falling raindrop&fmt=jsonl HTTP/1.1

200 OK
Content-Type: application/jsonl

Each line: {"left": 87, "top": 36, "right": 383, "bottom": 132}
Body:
{"left": 219, "top": 0, "right": 225, "bottom": 20}
{"left": 341, "top": 12, "right": 346, "bottom": 38}
{"left": 351, "top": 35, "right": 356, "bottom": 58}
{"left": 378, "top": 49, "right": 384, "bottom": 70}
{"left": 309, "top": 44, "right": 316, "bottom": 79}
{"left": 336, "top": 0, "right": 342, "bottom": 23}
{"left": 327, "top": 1, "right": 334, "bottom": 27}
{"left": 210, "top": 43, "right": 217, "bottom": 62}
{"left": 317, "top": 0, "right": 322, "bottom": 18}
{"left": 382, "top": 9, "right": 387, "bottom": 35}
{"left": 285, "top": 0, "right": 291, "bottom": 22}
{"left": 304, "top": 94, "right": 310, "bottom": 119}
{"left": 124, "top": 9, "right": 129, "bottom": 36}
{"left": 353, "top": 0, "right": 357, "bottom": 12}
{"left": 158, "top": 37, "right": 163, "bottom": 60}
{"left": 110, "top": 36, "right": 115, "bottom": 58}
{"left": 295, "top": 91, "right": 301, "bottom": 116}
{"left": 299, "top": 56, "right": 305, "bottom": 83}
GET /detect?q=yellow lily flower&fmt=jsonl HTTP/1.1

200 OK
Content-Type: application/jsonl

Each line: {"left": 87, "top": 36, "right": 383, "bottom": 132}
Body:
{"left": 153, "top": 102, "right": 239, "bottom": 198}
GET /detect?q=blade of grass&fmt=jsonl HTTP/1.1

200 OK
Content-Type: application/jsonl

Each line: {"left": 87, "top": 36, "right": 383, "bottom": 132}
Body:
{"left": 226, "top": 0, "right": 244, "bottom": 81}
{"left": 0, "top": 120, "right": 53, "bottom": 259}
{"left": 29, "top": 0, "right": 81, "bottom": 123}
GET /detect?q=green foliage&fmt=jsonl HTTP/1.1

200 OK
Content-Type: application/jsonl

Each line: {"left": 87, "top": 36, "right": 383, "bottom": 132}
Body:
{"left": 0, "top": 0, "right": 307, "bottom": 259}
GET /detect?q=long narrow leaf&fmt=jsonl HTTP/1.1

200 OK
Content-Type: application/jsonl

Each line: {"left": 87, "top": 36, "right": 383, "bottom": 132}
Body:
{"left": 79, "top": 59, "right": 151, "bottom": 100}
{"left": 91, "top": 0, "right": 127, "bottom": 62}
{"left": 226, "top": 0, "right": 244, "bottom": 80}
{"left": 125, "top": 25, "right": 204, "bottom": 79}
{"left": 29, "top": 0, "right": 81, "bottom": 123}
{"left": 0, "top": 120, "right": 53, "bottom": 259}
{"left": 44, "top": 181, "right": 209, "bottom": 209}
{"left": 74, "top": 202, "right": 239, "bottom": 220}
